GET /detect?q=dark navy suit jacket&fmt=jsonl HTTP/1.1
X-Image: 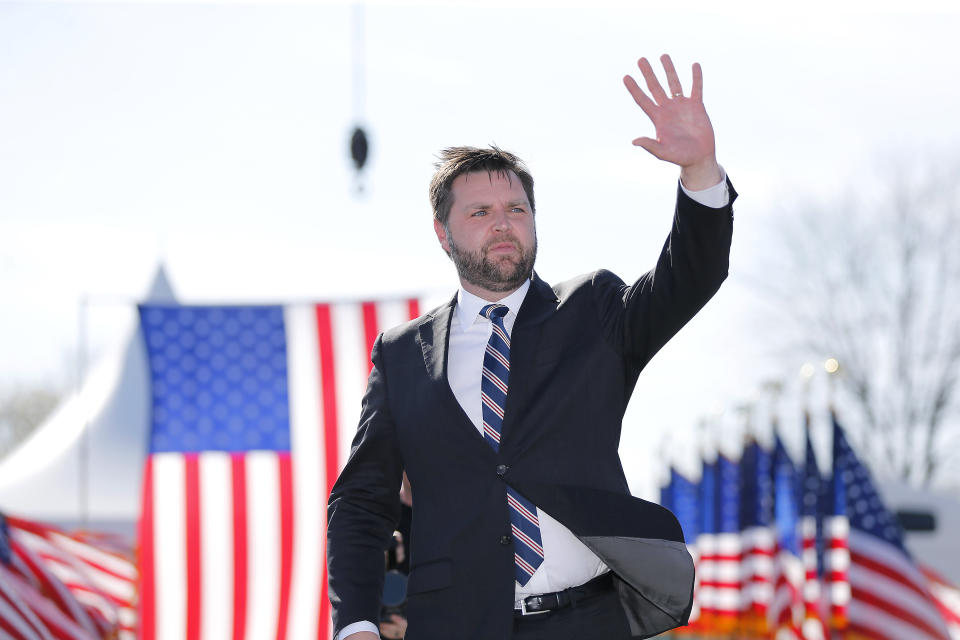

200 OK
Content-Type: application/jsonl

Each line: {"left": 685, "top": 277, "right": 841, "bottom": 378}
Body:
{"left": 327, "top": 181, "right": 736, "bottom": 639}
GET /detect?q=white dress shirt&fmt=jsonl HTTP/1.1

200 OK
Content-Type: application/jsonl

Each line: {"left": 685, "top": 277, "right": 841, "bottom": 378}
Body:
{"left": 336, "top": 173, "right": 729, "bottom": 640}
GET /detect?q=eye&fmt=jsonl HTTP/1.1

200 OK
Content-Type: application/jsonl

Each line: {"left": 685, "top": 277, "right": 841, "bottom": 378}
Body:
{"left": 511, "top": 207, "right": 525, "bottom": 213}
{"left": 471, "top": 210, "right": 487, "bottom": 217}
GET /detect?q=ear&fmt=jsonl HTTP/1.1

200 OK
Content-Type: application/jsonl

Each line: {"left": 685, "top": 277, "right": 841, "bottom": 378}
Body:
{"left": 433, "top": 219, "right": 451, "bottom": 255}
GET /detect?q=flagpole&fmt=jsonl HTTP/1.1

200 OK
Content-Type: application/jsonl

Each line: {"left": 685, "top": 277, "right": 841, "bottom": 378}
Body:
{"left": 824, "top": 357, "right": 840, "bottom": 414}
{"left": 734, "top": 402, "right": 751, "bottom": 640}
{"left": 349, "top": 1, "right": 369, "bottom": 194}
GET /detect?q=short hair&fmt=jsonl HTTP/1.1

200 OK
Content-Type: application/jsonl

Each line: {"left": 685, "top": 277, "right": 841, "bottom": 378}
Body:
{"left": 429, "top": 145, "right": 535, "bottom": 226}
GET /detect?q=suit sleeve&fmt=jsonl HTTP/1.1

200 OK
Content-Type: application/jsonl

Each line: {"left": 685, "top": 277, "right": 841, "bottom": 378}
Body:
{"left": 326, "top": 334, "right": 403, "bottom": 636}
{"left": 592, "top": 178, "right": 736, "bottom": 370}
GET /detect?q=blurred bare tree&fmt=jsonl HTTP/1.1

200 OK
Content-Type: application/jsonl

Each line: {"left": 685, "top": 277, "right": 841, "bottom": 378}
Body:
{"left": 0, "top": 385, "right": 63, "bottom": 459}
{"left": 757, "top": 156, "right": 960, "bottom": 486}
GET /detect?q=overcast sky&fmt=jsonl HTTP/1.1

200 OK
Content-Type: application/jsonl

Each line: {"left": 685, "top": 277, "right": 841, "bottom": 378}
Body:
{"left": 2, "top": 1, "right": 959, "bottom": 497}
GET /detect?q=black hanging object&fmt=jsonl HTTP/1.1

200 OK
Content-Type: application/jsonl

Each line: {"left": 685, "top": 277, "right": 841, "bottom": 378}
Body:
{"left": 350, "top": 126, "right": 369, "bottom": 172}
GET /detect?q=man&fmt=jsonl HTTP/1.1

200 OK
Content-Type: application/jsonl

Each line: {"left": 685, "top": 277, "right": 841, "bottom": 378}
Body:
{"left": 327, "top": 54, "right": 735, "bottom": 640}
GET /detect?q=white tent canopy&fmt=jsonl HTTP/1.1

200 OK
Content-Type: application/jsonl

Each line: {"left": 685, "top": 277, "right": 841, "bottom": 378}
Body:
{"left": 0, "top": 266, "right": 176, "bottom": 529}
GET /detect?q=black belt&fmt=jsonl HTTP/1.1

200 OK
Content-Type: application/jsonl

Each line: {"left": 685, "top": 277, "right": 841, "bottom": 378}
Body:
{"left": 514, "top": 572, "right": 614, "bottom": 616}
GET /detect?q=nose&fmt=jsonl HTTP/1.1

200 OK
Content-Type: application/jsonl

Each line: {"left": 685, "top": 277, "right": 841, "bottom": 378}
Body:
{"left": 491, "top": 208, "right": 512, "bottom": 232}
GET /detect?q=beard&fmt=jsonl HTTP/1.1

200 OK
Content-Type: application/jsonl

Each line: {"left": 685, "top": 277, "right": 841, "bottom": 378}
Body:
{"left": 446, "top": 231, "right": 537, "bottom": 293}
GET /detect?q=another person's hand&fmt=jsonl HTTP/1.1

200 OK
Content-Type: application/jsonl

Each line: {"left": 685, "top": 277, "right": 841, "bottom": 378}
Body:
{"left": 392, "top": 531, "right": 405, "bottom": 566}
{"left": 623, "top": 54, "right": 721, "bottom": 190}
{"left": 379, "top": 614, "right": 408, "bottom": 639}
{"left": 342, "top": 633, "right": 378, "bottom": 640}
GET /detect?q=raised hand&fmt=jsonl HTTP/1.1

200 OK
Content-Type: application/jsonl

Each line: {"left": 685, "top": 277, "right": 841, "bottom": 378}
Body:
{"left": 623, "top": 54, "right": 721, "bottom": 190}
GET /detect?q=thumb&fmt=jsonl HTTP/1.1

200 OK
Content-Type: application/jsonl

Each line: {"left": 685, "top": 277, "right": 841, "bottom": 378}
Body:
{"left": 632, "top": 136, "right": 666, "bottom": 159}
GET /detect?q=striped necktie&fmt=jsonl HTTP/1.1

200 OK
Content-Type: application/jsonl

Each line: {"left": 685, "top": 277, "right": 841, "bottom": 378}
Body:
{"left": 480, "top": 303, "right": 544, "bottom": 585}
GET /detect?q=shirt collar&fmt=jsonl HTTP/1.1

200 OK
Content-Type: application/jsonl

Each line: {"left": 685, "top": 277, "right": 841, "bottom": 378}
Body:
{"left": 454, "top": 278, "right": 531, "bottom": 332}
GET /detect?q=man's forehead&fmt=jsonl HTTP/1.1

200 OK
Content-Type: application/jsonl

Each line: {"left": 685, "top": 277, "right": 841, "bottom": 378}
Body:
{"left": 452, "top": 169, "right": 526, "bottom": 201}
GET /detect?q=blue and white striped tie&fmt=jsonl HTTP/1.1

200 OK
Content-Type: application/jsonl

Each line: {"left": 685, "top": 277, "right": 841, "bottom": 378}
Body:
{"left": 480, "top": 304, "right": 544, "bottom": 585}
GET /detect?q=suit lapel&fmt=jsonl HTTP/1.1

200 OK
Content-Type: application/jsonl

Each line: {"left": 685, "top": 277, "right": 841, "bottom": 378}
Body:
{"left": 418, "top": 295, "right": 490, "bottom": 447}
{"left": 419, "top": 295, "right": 455, "bottom": 385}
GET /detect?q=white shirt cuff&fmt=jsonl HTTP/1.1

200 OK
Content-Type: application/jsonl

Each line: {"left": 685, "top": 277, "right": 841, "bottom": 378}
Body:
{"left": 679, "top": 165, "right": 729, "bottom": 209}
{"left": 336, "top": 620, "right": 380, "bottom": 640}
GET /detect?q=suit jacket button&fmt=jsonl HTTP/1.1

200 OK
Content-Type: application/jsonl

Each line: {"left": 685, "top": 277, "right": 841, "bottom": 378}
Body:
{"left": 496, "top": 464, "right": 508, "bottom": 477}
{"left": 499, "top": 535, "right": 512, "bottom": 545}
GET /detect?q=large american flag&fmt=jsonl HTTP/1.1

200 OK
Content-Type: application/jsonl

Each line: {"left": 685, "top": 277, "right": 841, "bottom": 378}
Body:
{"left": 828, "top": 413, "right": 952, "bottom": 640}
{"left": 137, "top": 299, "right": 421, "bottom": 640}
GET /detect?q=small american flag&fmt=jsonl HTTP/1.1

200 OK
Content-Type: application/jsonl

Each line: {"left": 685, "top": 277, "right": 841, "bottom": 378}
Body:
{"left": 769, "top": 432, "right": 803, "bottom": 638}
{"left": 828, "top": 413, "right": 952, "bottom": 640}
{"left": 800, "top": 419, "right": 829, "bottom": 640}
{"left": 738, "top": 438, "right": 775, "bottom": 632}
{"left": 697, "top": 453, "right": 741, "bottom": 633}
{"left": 137, "top": 299, "right": 421, "bottom": 640}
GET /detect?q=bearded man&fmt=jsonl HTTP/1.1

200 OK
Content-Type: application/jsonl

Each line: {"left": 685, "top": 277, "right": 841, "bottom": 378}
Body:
{"left": 326, "top": 53, "right": 735, "bottom": 640}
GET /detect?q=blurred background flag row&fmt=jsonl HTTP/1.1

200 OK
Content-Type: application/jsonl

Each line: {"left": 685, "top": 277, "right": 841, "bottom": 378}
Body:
{"left": 660, "top": 411, "right": 960, "bottom": 640}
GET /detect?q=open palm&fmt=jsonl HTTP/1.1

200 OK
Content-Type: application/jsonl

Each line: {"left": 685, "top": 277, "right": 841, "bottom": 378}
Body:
{"left": 623, "top": 54, "right": 718, "bottom": 180}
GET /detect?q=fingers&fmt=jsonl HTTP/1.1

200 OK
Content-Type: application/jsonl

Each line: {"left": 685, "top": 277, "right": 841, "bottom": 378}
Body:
{"left": 623, "top": 75, "right": 656, "bottom": 118}
{"left": 637, "top": 57, "right": 669, "bottom": 104}
{"left": 691, "top": 62, "right": 703, "bottom": 101}
{"left": 660, "top": 54, "right": 684, "bottom": 98}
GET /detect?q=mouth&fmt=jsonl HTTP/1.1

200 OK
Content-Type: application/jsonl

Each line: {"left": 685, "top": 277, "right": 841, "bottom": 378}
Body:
{"left": 487, "top": 241, "right": 519, "bottom": 254}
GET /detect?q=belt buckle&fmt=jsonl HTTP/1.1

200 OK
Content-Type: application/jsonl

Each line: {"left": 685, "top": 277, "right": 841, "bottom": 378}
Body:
{"left": 519, "top": 596, "right": 551, "bottom": 616}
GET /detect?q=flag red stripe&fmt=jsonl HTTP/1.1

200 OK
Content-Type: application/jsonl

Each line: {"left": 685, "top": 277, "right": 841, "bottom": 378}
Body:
{"left": 275, "top": 453, "right": 294, "bottom": 640}
{"left": 851, "top": 550, "right": 927, "bottom": 600}
{"left": 741, "top": 547, "right": 776, "bottom": 557}
{"left": 137, "top": 459, "right": 156, "bottom": 640}
{"left": 315, "top": 304, "right": 339, "bottom": 640}
{"left": 316, "top": 304, "right": 340, "bottom": 499}
{"left": 850, "top": 586, "right": 948, "bottom": 639}
{"left": 699, "top": 580, "right": 741, "bottom": 589}
{"left": 700, "top": 554, "right": 741, "bottom": 562}
{"left": 3, "top": 517, "right": 48, "bottom": 537}
{"left": 847, "top": 622, "right": 895, "bottom": 640}
{"left": 184, "top": 454, "right": 202, "bottom": 640}
{"left": 361, "top": 302, "right": 379, "bottom": 376}
{"left": 59, "top": 555, "right": 131, "bottom": 585}
{"left": 936, "top": 599, "right": 960, "bottom": 624}
{"left": 231, "top": 453, "right": 248, "bottom": 640}
{"left": 407, "top": 298, "right": 420, "bottom": 320}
